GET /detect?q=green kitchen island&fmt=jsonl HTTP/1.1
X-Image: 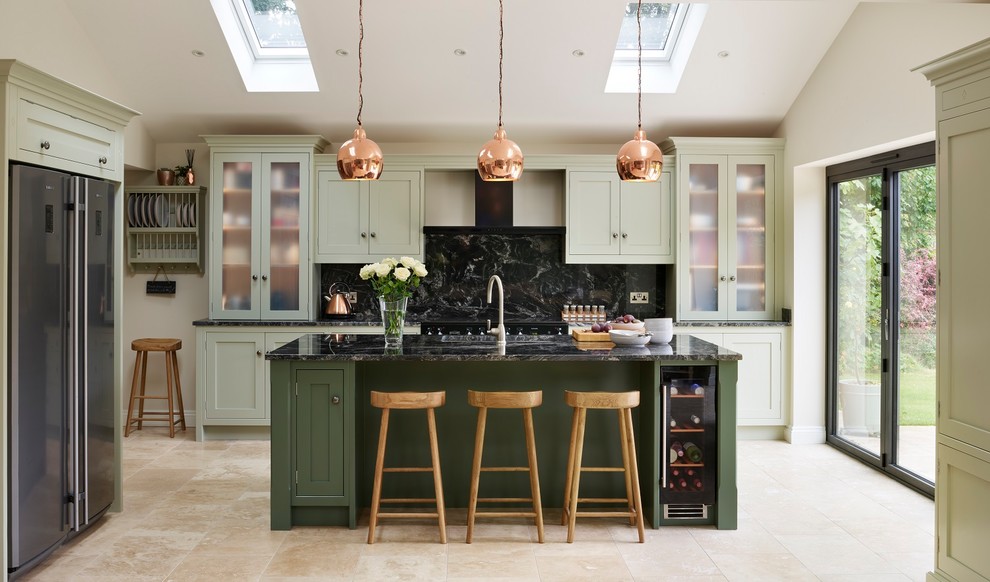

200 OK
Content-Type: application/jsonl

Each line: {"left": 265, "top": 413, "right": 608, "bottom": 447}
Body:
{"left": 267, "top": 333, "right": 741, "bottom": 531}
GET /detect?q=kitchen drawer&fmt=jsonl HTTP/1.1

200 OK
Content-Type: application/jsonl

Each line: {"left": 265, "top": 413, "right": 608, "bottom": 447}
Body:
{"left": 16, "top": 98, "right": 118, "bottom": 178}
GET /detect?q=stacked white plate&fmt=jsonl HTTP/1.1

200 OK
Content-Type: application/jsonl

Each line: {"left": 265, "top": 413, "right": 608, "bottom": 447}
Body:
{"left": 644, "top": 318, "right": 673, "bottom": 344}
{"left": 127, "top": 194, "right": 170, "bottom": 227}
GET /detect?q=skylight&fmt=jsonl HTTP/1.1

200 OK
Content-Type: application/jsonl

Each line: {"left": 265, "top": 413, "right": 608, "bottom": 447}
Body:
{"left": 210, "top": 0, "right": 318, "bottom": 92}
{"left": 605, "top": 3, "right": 707, "bottom": 94}
{"left": 235, "top": 0, "right": 308, "bottom": 57}
{"left": 614, "top": 3, "right": 687, "bottom": 62}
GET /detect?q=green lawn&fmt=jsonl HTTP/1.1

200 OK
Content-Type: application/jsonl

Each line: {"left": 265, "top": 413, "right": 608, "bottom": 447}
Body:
{"left": 899, "top": 368, "right": 936, "bottom": 426}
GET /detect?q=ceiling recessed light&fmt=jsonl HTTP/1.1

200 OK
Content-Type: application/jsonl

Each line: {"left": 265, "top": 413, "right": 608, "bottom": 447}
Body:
{"left": 191, "top": 49, "right": 205, "bottom": 58}
{"left": 717, "top": 50, "right": 730, "bottom": 58}
{"left": 336, "top": 49, "right": 349, "bottom": 57}
{"left": 454, "top": 48, "right": 467, "bottom": 56}
{"left": 572, "top": 49, "right": 585, "bottom": 57}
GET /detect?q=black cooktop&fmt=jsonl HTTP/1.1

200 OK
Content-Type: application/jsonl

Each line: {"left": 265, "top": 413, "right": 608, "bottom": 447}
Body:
{"left": 421, "top": 320, "right": 569, "bottom": 337}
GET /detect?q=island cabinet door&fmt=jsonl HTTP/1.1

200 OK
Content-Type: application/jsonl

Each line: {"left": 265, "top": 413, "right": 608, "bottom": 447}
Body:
{"left": 294, "top": 369, "right": 347, "bottom": 498}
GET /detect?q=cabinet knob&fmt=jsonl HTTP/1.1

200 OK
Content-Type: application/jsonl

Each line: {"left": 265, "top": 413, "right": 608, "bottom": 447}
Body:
{"left": 729, "top": 275, "right": 736, "bottom": 282}
{"left": 98, "top": 156, "right": 108, "bottom": 165}
{"left": 612, "top": 232, "right": 619, "bottom": 239}
{"left": 622, "top": 233, "right": 628, "bottom": 239}
{"left": 370, "top": 232, "right": 377, "bottom": 238}
{"left": 40, "top": 140, "right": 51, "bottom": 150}
{"left": 252, "top": 274, "right": 259, "bottom": 281}
{"left": 262, "top": 274, "right": 268, "bottom": 281}
{"left": 332, "top": 396, "right": 341, "bottom": 405}
{"left": 361, "top": 232, "right": 367, "bottom": 238}
{"left": 720, "top": 275, "right": 727, "bottom": 282}
{"left": 256, "top": 350, "right": 262, "bottom": 357}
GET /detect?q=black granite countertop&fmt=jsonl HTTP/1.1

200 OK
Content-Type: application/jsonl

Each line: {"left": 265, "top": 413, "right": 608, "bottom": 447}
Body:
{"left": 673, "top": 320, "right": 791, "bottom": 327}
{"left": 266, "top": 333, "right": 741, "bottom": 362}
{"left": 192, "top": 317, "right": 397, "bottom": 327}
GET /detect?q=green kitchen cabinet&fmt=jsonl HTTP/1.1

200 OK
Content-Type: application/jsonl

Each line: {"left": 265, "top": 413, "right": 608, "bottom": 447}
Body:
{"left": 662, "top": 137, "right": 783, "bottom": 321}
{"left": 271, "top": 361, "right": 356, "bottom": 530}
{"left": 565, "top": 167, "right": 675, "bottom": 264}
{"left": 204, "top": 136, "right": 328, "bottom": 320}
{"left": 312, "top": 164, "right": 424, "bottom": 263}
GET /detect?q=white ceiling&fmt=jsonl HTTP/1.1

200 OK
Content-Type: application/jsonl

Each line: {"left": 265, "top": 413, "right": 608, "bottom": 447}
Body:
{"left": 52, "top": 1, "right": 924, "bottom": 147}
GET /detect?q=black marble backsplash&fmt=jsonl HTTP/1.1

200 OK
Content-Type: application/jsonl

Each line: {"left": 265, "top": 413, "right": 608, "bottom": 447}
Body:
{"left": 319, "top": 233, "right": 666, "bottom": 322}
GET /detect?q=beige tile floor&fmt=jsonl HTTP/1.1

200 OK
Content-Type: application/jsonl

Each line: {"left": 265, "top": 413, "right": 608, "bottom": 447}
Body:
{"left": 18, "top": 431, "right": 935, "bottom": 582}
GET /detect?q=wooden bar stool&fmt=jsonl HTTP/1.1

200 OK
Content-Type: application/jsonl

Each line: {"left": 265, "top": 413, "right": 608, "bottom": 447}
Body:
{"left": 368, "top": 390, "right": 447, "bottom": 544}
{"left": 466, "top": 390, "right": 545, "bottom": 544}
{"left": 561, "top": 390, "right": 645, "bottom": 543}
{"left": 124, "top": 338, "right": 186, "bottom": 438}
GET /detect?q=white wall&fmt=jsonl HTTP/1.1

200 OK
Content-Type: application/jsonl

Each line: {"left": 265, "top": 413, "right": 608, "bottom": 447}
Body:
{"left": 775, "top": 2, "right": 990, "bottom": 443}
{"left": 123, "top": 144, "right": 211, "bottom": 425}
{"left": 0, "top": 0, "right": 155, "bottom": 171}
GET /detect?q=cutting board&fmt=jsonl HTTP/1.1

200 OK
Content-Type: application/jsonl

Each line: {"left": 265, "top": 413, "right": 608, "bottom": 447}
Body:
{"left": 571, "top": 329, "right": 612, "bottom": 342}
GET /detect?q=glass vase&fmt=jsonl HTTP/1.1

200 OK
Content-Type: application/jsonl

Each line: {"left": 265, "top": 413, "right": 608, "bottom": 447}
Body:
{"left": 379, "top": 296, "right": 408, "bottom": 346}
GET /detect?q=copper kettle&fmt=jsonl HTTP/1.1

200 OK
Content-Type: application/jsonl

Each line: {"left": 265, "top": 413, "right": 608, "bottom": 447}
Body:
{"left": 324, "top": 283, "right": 352, "bottom": 316}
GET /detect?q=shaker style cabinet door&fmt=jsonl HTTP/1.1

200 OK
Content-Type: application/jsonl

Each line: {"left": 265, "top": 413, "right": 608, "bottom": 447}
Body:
{"left": 567, "top": 171, "right": 621, "bottom": 256}
{"left": 619, "top": 170, "right": 674, "bottom": 260}
{"left": 315, "top": 171, "right": 369, "bottom": 257}
{"left": 294, "top": 368, "right": 348, "bottom": 499}
{"left": 204, "top": 332, "right": 267, "bottom": 421}
{"left": 368, "top": 170, "right": 423, "bottom": 257}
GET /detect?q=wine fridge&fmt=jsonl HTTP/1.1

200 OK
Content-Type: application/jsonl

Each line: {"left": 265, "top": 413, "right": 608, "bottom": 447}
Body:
{"left": 661, "top": 365, "right": 717, "bottom": 519}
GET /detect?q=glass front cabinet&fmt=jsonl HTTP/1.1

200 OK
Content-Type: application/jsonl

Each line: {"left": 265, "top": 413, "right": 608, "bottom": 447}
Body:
{"left": 205, "top": 136, "right": 328, "bottom": 320}
{"left": 664, "top": 138, "right": 782, "bottom": 321}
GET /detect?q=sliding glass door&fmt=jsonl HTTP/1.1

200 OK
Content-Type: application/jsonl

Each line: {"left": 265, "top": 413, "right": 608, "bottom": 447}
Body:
{"left": 827, "top": 143, "right": 935, "bottom": 495}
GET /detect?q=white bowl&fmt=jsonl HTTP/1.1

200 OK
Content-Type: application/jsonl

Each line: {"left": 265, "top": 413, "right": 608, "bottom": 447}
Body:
{"left": 644, "top": 317, "right": 673, "bottom": 327}
{"left": 609, "top": 329, "right": 652, "bottom": 346}
{"left": 650, "top": 329, "right": 674, "bottom": 344}
{"left": 609, "top": 321, "right": 646, "bottom": 331}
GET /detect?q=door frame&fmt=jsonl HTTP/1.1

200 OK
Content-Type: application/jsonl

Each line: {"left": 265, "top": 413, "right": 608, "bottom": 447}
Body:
{"left": 825, "top": 142, "right": 935, "bottom": 497}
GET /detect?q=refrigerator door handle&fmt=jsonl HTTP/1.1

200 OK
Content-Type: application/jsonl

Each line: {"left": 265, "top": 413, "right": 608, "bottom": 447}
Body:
{"left": 80, "top": 178, "right": 91, "bottom": 526}
{"left": 68, "top": 177, "right": 82, "bottom": 532}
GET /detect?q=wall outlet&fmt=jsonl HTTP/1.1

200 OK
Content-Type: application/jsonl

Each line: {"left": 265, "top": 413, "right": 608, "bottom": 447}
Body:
{"left": 345, "top": 292, "right": 358, "bottom": 304}
{"left": 629, "top": 291, "right": 649, "bottom": 304}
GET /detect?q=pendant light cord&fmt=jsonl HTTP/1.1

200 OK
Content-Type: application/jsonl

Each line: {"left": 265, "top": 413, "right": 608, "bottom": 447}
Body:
{"left": 637, "top": 0, "right": 642, "bottom": 131}
{"left": 357, "top": 0, "right": 365, "bottom": 127}
{"left": 498, "top": 0, "right": 505, "bottom": 129}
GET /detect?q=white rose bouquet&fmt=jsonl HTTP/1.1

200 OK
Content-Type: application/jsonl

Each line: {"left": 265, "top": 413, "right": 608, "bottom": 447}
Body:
{"left": 359, "top": 256, "right": 429, "bottom": 302}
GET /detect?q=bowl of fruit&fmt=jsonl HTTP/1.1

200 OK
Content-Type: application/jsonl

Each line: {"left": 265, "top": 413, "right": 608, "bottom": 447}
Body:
{"left": 607, "top": 314, "right": 646, "bottom": 332}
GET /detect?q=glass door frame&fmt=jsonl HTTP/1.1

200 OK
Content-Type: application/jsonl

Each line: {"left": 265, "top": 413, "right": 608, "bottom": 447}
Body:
{"left": 825, "top": 142, "right": 935, "bottom": 497}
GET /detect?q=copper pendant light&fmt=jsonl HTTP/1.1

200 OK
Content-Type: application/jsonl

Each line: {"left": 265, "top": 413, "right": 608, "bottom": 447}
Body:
{"left": 337, "top": 0, "right": 383, "bottom": 180}
{"left": 478, "top": 0, "right": 523, "bottom": 182}
{"left": 616, "top": 0, "right": 662, "bottom": 182}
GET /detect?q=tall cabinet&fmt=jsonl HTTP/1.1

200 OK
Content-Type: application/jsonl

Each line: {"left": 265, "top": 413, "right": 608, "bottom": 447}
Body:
{"left": 917, "top": 38, "right": 990, "bottom": 582}
{"left": 204, "top": 136, "right": 328, "bottom": 320}
{"left": 662, "top": 138, "right": 783, "bottom": 321}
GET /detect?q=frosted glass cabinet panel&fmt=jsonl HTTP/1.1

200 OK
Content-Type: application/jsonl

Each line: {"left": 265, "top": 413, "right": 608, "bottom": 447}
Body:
{"left": 676, "top": 150, "right": 776, "bottom": 321}
{"left": 686, "top": 160, "right": 723, "bottom": 315}
{"left": 731, "top": 162, "right": 769, "bottom": 315}
{"left": 219, "top": 157, "right": 259, "bottom": 316}
{"left": 265, "top": 159, "right": 303, "bottom": 315}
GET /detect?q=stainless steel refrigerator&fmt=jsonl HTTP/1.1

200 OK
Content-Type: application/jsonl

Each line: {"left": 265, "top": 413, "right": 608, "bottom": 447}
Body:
{"left": 7, "top": 164, "right": 115, "bottom": 577}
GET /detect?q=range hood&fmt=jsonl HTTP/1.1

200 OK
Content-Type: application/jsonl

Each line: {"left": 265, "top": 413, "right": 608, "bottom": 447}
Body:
{"left": 422, "top": 174, "right": 566, "bottom": 236}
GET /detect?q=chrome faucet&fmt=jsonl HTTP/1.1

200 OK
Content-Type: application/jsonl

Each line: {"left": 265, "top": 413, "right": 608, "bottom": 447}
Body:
{"left": 486, "top": 275, "right": 506, "bottom": 346}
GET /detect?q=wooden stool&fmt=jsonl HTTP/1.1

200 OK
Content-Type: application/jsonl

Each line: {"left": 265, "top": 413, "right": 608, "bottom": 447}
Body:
{"left": 466, "top": 390, "right": 545, "bottom": 544}
{"left": 125, "top": 338, "right": 186, "bottom": 438}
{"left": 368, "top": 390, "right": 447, "bottom": 544}
{"left": 561, "top": 390, "right": 645, "bottom": 543}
